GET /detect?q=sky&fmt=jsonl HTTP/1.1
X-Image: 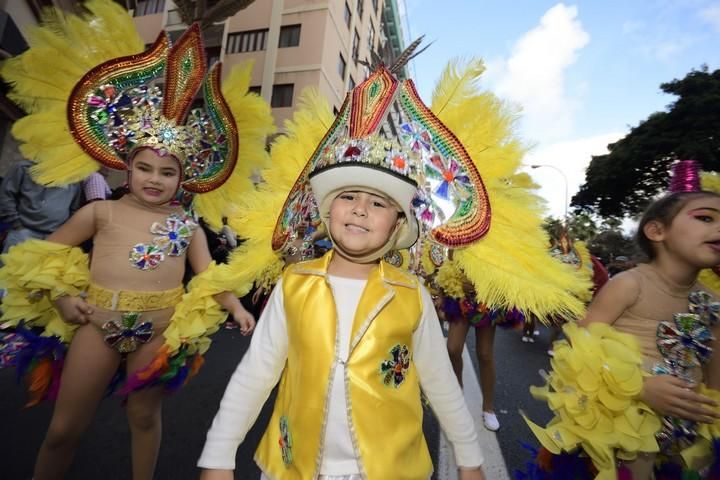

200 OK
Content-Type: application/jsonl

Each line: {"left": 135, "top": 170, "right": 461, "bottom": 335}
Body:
{"left": 399, "top": 0, "right": 720, "bottom": 219}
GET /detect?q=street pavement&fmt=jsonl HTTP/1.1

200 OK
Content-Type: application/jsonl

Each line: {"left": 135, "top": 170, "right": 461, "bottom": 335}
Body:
{"left": 1, "top": 323, "right": 555, "bottom": 479}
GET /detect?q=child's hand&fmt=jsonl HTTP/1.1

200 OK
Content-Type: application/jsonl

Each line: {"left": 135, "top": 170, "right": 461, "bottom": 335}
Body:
{"left": 231, "top": 305, "right": 256, "bottom": 336}
{"left": 458, "top": 467, "right": 485, "bottom": 480}
{"left": 641, "top": 375, "right": 720, "bottom": 423}
{"left": 54, "top": 295, "right": 93, "bottom": 325}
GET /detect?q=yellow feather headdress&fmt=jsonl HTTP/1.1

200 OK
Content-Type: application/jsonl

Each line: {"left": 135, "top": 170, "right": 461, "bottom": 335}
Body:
{"left": 227, "top": 59, "right": 589, "bottom": 319}
{"left": 1, "top": 0, "right": 273, "bottom": 229}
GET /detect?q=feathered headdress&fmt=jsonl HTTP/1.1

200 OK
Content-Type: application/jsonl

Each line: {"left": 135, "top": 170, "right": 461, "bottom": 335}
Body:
{"left": 1, "top": 0, "right": 274, "bottom": 228}
{"left": 226, "top": 57, "right": 589, "bottom": 319}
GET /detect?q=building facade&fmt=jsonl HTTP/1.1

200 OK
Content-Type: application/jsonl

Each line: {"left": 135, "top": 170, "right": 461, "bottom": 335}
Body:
{"left": 0, "top": 0, "right": 407, "bottom": 175}
{"left": 132, "top": 0, "right": 406, "bottom": 128}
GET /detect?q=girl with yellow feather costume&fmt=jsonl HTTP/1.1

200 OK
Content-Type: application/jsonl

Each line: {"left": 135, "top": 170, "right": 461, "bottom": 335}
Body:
{"left": 521, "top": 161, "right": 720, "bottom": 479}
{"left": 0, "top": 1, "right": 274, "bottom": 478}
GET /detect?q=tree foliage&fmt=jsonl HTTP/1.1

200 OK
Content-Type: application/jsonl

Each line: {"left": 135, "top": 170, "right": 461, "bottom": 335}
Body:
{"left": 572, "top": 66, "right": 720, "bottom": 217}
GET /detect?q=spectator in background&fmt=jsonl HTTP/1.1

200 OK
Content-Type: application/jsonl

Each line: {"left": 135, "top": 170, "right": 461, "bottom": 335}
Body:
{"left": 82, "top": 166, "right": 112, "bottom": 203}
{"left": 0, "top": 160, "right": 81, "bottom": 253}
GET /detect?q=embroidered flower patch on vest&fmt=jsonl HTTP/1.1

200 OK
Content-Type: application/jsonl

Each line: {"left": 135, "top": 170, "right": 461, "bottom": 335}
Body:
{"left": 279, "top": 415, "right": 293, "bottom": 466}
{"left": 380, "top": 344, "right": 411, "bottom": 387}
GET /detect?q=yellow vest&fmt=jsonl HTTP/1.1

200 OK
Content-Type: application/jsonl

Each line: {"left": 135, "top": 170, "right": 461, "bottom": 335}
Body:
{"left": 255, "top": 251, "right": 433, "bottom": 479}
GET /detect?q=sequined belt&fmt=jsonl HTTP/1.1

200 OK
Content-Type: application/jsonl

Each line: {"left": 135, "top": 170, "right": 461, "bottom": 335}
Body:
{"left": 86, "top": 283, "right": 184, "bottom": 312}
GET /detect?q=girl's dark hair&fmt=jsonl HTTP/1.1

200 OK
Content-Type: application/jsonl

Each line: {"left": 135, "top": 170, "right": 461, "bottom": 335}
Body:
{"left": 635, "top": 190, "right": 720, "bottom": 259}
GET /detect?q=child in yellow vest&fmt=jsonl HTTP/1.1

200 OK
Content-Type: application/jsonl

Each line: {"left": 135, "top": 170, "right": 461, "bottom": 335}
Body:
{"left": 198, "top": 64, "right": 487, "bottom": 479}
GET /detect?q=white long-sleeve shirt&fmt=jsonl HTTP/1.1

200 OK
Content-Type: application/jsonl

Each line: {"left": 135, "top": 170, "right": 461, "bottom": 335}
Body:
{"left": 198, "top": 275, "right": 484, "bottom": 475}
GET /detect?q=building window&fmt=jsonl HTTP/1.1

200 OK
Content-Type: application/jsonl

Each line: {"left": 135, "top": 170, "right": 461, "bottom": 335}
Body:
{"left": 166, "top": 8, "right": 183, "bottom": 25}
{"left": 352, "top": 29, "right": 360, "bottom": 62}
{"left": 338, "top": 53, "right": 347, "bottom": 79}
{"left": 279, "top": 24, "right": 301, "bottom": 48}
{"left": 344, "top": 2, "right": 352, "bottom": 28}
{"left": 134, "top": 0, "right": 165, "bottom": 16}
{"left": 249, "top": 86, "right": 262, "bottom": 95}
{"left": 348, "top": 75, "right": 356, "bottom": 90}
{"left": 356, "top": 0, "right": 364, "bottom": 19}
{"left": 226, "top": 29, "right": 268, "bottom": 53}
{"left": 271, "top": 84, "right": 294, "bottom": 108}
{"left": 368, "top": 23, "right": 375, "bottom": 52}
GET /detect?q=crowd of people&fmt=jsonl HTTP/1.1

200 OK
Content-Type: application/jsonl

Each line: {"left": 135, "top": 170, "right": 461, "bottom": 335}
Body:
{"left": 0, "top": 2, "right": 719, "bottom": 480}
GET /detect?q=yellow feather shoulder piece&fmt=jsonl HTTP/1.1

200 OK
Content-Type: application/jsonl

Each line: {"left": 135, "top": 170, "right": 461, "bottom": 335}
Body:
{"left": 1, "top": 0, "right": 144, "bottom": 186}
{"left": 225, "top": 90, "right": 334, "bottom": 294}
{"left": 193, "top": 61, "right": 275, "bottom": 230}
{"left": 431, "top": 59, "right": 590, "bottom": 319}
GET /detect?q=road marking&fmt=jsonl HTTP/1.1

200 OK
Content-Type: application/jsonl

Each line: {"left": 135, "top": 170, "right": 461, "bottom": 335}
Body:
{"left": 437, "top": 345, "right": 509, "bottom": 480}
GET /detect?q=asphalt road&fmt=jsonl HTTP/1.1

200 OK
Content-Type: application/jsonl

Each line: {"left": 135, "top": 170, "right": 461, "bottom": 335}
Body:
{"left": 1, "top": 325, "right": 441, "bottom": 479}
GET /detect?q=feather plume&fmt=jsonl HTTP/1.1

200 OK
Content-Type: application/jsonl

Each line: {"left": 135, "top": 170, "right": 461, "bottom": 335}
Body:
{"left": 225, "top": 89, "right": 333, "bottom": 294}
{"left": 0, "top": 0, "right": 145, "bottom": 185}
{"left": 431, "top": 59, "right": 590, "bottom": 319}
{"left": 389, "top": 35, "right": 425, "bottom": 73}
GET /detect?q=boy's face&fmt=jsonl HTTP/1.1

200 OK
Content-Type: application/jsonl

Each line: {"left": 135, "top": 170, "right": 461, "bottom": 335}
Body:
{"left": 129, "top": 148, "right": 181, "bottom": 205}
{"left": 328, "top": 190, "right": 401, "bottom": 258}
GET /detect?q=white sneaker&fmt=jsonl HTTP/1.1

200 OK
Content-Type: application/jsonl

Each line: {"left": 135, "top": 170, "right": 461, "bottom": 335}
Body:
{"left": 533, "top": 329, "right": 540, "bottom": 336}
{"left": 547, "top": 349, "right": 555, "bottom": 357}
{"left": 521, "top": 335, "right": 530, "bottom": 342}
{"left": 483, "top": 411, "right": 500, "bottom": 431}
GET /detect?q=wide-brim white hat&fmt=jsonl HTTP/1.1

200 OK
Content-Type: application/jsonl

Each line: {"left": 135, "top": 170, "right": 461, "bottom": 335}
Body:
{"left": 309, "top": 163, "right": 419, "bottom": 249}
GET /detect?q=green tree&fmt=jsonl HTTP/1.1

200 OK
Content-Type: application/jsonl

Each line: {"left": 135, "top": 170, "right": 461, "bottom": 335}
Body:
{"left": 587, "top": 230, "right": 636, "bottom": 265}
{"left": 572, "top": 66, "right": 720, "bottom": 217}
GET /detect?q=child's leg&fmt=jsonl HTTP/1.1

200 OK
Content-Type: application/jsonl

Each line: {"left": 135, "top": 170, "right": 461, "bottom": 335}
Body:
{"left": 34, "top": 324, "right": 122, "bottom": 480}
{"left": 126, "top": 335, "right": 165, "bottom": 480}
{"left": 624, "top": 453, "right": 656, "bottom": 480}
{"left": 446, "top": 319, "right": 471, "bottom": 387}
{"left": 475, "top": 325, "right": 496, "bottom": 413}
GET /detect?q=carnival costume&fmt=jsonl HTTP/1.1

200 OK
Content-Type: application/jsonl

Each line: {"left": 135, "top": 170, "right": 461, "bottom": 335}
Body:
{"left": 520, "top": 161, "right": 720, "bottom": 479}
{"left": 0, "top": 0, "right": 274, "bottom": 403}
{"left": 226, "top": 58, "right": 591, "bottom": 321}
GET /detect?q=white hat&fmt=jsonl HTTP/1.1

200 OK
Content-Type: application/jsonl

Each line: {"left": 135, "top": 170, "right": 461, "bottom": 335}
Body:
{"left": 309, "top": 163, "right": 419, "bottom": 249}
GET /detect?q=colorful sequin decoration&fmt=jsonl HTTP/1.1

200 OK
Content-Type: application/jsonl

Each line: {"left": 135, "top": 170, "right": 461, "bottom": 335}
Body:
{"left": 161, "top": 23, "right": 206, "bottom": 123}
{"left": 69, "top": 33, "right": 168, "bottom": 170}
{"left": 151, "top": 214, "right": 197, "bottom": 256}
{"left": 657, "top": 313, "right": 714, "bottom": 372}
{"left": 653, "top": 292, "right": 717, "bottom": 454}
{"left": 278, "top": 415, "right": 293, "bottom": 466}
{"left": 67, "top": 23, "right": 238, "bottom": 195}
{"left": 101, "top": 312, "right": 154, "bottom": 353}
{"left": 182, "top": 63, "right": 239, "bottom": 193}
{"left": 130, "top": 243, "right": 165, "bottom": 270}
{"left": 380, "top": 344, "right": 411, "bottom": 388}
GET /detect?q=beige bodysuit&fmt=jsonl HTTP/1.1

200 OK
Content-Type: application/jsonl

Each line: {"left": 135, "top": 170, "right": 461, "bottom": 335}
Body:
{"left": 613, "top": 263, "right": 702, "bottom": 382}
{"left": 85, "top": 196, "right": 196, "bottom": 335}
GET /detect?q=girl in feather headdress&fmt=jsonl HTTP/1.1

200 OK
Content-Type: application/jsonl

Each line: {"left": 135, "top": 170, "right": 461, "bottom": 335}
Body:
{"left": 0, "top": 1, "right": 273, "bottom": 478}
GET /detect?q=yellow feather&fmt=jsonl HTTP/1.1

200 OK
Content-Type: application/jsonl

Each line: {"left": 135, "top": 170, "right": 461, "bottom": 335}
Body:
{"left": 0, "top": 0, "right": 145, "bottom": 185}
{"left": 225, "top": 90, "right": 334, "bottom": 294}
{"left": 433, "top": 59, "right": 590, "bottom": 320}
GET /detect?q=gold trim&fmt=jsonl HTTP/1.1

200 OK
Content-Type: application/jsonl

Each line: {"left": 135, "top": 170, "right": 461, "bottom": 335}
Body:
{"left": 86, "top": 283, "right": 184, "bottom": 311}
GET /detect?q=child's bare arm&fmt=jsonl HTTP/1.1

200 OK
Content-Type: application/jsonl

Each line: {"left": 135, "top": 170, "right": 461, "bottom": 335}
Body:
{"left": 46, "top": 202, "right": 97, "bottom": 246}
{"left": 198, "top": 469, "right": 233, "bottom": 480}
{"left": 578, "top": 271, "right": 640, "bottom": 327}
{"left": 43, "top": 203, "right": 97, "bottom": 323}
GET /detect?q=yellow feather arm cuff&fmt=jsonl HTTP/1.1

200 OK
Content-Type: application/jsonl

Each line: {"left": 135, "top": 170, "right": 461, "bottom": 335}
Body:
{"left": 162, "top": 261, "right": 228, "bottom": 356}
{"left": 0, "top": 239, "right": 89, "bottom": 341}
{"left": 523, "top": 322, "right": 661, "bottom": 478}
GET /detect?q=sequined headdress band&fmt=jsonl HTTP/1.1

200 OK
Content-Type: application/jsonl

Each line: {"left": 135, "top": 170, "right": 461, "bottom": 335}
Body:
{"left": 67, "top": 23, "right": 238, "bottom": 194}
